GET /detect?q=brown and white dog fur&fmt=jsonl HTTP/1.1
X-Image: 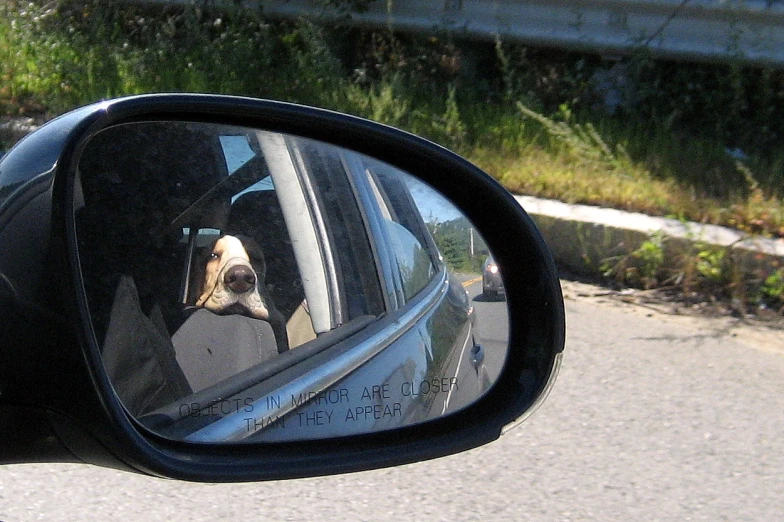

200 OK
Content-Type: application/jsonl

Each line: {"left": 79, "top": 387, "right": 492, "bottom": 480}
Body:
{"left": 190, "top": 234, "right": 288, "bottom": 352}
{"left": 194, "top": 234, "right": 271, "bottom": 320}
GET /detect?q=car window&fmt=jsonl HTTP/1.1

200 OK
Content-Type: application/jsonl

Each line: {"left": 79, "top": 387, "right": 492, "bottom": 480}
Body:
{"left": 219, "top": 134, "right": 276, "bottom": 200}
{"left": 74, "top": 123, "right": 335, "bottom": 398}
{"left": 220, "top": 134, "right": 256, "bottom": 174}
{"left": 288, "top": 137, "right": 385, "bottom": 321}
{"left": 384, "top": 219, "right": 435, "bottom": 300}
{"left": 362, "top": 159, "right": 438, "bottom": 302}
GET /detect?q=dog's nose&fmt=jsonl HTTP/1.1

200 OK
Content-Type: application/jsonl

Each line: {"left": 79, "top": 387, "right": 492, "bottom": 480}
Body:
{"left": 224, "top": 265, "right": 256, "bottom": 293}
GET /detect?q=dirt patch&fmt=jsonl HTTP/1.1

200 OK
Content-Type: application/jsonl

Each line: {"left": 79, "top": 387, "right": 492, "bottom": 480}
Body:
{"left": 559, "top": 273, "right": 784, "bottom": 334}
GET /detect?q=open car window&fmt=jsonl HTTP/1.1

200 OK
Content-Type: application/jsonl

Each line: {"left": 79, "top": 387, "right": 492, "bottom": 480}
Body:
{"left": 74, "top": 124, "right": 359, "bottom": 401}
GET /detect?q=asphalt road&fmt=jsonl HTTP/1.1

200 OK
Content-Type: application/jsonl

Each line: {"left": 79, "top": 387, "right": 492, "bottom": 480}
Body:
{"left": 467, "top": 275, "right": 509, "bottom": 385}
{"left": 1, "top": 279, "right": 782, "bottom": 521}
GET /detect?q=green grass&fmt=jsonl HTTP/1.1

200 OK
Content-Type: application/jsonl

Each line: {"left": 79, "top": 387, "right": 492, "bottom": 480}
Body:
{"left": 1, "top": 3, "right": 783, "bottom": 237}
{"left": 2, "top": 2, "right": 782, "bottom": 242}
{"left": 2, "top": 1, "right": 782, "bottom": 313}
{"left": 462, "top": 103, "right": 784, "bottom": 239}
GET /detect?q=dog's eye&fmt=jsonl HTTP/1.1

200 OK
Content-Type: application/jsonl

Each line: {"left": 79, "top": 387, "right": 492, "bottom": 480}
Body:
{"left": 209, "top": 252, "right": 219, "bottom": 260}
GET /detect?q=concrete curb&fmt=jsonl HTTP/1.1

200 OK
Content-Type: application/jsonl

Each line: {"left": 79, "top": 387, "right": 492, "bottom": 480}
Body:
{"left": 516, "top": 195, "right": 784, "bottom": 286}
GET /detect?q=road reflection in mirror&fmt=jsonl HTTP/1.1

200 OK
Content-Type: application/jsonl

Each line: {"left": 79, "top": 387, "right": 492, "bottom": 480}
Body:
{"left": 72, "top": 121, "right": 509, "bottom": 442}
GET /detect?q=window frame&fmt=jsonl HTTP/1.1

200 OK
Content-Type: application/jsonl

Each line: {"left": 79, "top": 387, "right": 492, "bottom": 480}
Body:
{"left": 284, "top": 136, "right": 386, "bottom": 324}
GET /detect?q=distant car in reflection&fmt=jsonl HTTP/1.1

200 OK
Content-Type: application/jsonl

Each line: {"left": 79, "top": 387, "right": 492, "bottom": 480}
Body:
{"left": 482, "top": 256, "right": 505, "bottom": 300}
{"left": 75, "top": 122, "right": 496, "bottom": 444}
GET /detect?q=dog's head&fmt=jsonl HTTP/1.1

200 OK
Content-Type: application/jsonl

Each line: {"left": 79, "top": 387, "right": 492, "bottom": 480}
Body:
{"left": 192, "top": 234, "right": 270, "bottom": 320}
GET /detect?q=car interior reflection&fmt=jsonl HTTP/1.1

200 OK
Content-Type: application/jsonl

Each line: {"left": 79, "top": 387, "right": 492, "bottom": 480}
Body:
{"left": 73, "top": 121, "right": 505, "bottom": 443}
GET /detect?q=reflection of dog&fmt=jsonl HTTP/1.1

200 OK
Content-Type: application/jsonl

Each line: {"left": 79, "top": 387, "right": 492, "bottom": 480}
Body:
{"left": 194, "top": 234, "right": 272, "bottom": 320}
{"left": 187, "top": 233, "right": 289, "bottom": 354}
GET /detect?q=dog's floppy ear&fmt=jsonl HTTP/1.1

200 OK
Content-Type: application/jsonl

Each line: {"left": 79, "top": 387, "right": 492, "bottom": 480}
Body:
{"left": 235, "top": 234, "right": 267, "bottom": 281}
{"left": 187, "top": 236, "right": 219, "bottom": 306}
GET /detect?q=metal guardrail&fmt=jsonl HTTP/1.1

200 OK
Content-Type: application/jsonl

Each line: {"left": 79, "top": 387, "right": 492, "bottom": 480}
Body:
{"left": 125, "top": 0, "right": 784, "bottom": 67}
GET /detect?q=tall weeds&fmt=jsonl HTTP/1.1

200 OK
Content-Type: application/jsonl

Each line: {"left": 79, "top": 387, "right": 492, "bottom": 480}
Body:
{"left": 1, "top": 0, "right": 783, "bottom": 242}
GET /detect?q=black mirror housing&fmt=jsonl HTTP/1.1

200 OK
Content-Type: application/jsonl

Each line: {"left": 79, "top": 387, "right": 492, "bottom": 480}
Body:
{"left": 0, "top": 94, "right": 564, "bottom": 482}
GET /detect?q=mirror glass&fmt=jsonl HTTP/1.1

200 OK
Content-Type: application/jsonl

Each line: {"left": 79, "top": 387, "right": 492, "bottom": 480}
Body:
{"left": 72, "top": 121, "right": 509, "bottom": 443}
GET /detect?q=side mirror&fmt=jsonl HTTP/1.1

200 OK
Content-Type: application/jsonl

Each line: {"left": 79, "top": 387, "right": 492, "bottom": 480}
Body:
{"left": 0, "top": 94, "right": 564, "bottom": 481}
